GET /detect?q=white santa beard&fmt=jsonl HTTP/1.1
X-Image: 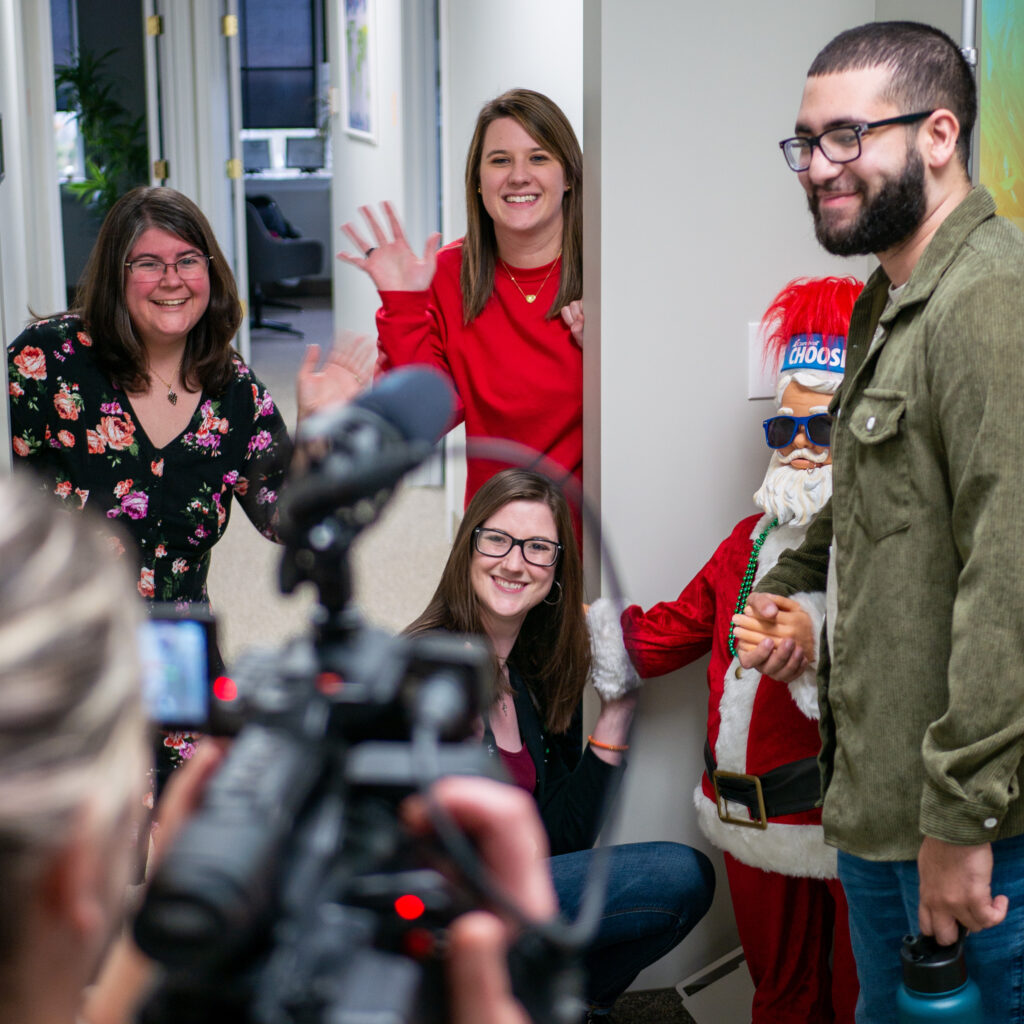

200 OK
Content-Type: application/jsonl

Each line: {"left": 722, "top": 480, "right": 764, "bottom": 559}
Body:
{"left": 753, "top": 453, "right": 833, "bottom": 526}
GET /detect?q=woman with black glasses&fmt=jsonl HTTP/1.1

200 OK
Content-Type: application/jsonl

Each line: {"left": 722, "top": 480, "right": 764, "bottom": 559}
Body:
{"left": 407, "top": 468, "right": 715, "bottom": 1020}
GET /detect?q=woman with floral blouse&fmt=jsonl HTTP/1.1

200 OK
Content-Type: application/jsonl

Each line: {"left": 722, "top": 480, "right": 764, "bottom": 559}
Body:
{"left": 7, "top": 186, "right": 369, "bottom": 767}
{"left": 9, "top": 185, "right": 367, "bottom": 602}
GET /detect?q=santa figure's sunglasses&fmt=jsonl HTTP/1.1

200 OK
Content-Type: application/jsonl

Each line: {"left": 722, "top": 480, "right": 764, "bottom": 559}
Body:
{"left": 762, "top": 413, "right": 833, "bottom": 449}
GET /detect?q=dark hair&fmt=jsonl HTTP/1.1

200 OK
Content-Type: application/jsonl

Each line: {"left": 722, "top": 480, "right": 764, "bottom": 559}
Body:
{"left": 809, "top": 21, "right": 976, "bottom": 168}
{"left": 72, "top": 186, "right": 242, "bottom": 394}
{"left": 462, "top": 89, "right": 583, "bottom": 323}
{"left": 406, "top": 469, "right": 591, "bottom": 734}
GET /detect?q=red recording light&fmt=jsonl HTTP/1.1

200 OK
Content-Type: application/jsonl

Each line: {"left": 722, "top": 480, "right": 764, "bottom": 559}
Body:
{"left": 213, "top": 675, "right": 237, "bottom": 702}
{"left": 394, "top": 894, "right": 426, "bottom": 921}
{"left": 316, "top": 671, "right": 344, "bottom": 695}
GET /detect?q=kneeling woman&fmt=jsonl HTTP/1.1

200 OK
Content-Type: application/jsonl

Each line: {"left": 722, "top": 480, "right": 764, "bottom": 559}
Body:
{"left": 407, "top": 469, "right": 714, "bottom": 1017}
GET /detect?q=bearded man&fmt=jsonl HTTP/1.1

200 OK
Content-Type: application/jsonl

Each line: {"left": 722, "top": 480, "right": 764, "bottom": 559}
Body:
{"left": 740, "top": 21, "right": 1024, "bottom": 1024}
{"left": 620, "top": 276, "right": 862, "bottom": 1024}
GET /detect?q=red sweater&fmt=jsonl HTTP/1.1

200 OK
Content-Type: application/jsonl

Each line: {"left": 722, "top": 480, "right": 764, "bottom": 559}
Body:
{"left": 376, "top": 241, "right": 583, "bottom": 508}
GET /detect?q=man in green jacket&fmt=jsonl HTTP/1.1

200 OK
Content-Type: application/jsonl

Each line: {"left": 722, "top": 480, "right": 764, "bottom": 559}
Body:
{"left": 738, "top": 21, "right": 1024, "bottom": 1022}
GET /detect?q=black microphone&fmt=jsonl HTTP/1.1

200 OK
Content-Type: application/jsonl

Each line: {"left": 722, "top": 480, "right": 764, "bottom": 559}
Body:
{"left": 279, "top": 366, "right": 455, "bottom": 539}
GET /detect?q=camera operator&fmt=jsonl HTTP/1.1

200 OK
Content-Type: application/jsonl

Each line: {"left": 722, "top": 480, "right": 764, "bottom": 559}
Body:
{"left": 0, "top": 474, "right": 559, "bottom": 1024}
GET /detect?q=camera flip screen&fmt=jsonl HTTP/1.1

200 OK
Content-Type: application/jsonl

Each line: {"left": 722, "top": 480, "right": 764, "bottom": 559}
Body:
{"left": 140, "top": 618, "right": 211, "bottom": 727}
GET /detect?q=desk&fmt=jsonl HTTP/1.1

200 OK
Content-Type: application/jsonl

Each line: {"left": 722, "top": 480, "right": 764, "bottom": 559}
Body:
{"left": 245, "top": 175, "right": 332, "bottom": 281}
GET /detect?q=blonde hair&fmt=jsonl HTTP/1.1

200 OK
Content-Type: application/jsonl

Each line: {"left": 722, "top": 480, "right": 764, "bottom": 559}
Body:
{"left": 0, "top": 477, "right": 145, "bottom": 963}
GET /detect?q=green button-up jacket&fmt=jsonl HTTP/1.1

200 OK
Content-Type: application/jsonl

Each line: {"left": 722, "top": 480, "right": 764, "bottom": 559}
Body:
{"left": 757, "top": 187, "right": 1024, "bottom": 860}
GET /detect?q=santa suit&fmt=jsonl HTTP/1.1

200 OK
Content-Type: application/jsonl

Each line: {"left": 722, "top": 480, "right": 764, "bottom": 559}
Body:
{"left": 622, "top": 512, "right": 857, "bottom": 1024}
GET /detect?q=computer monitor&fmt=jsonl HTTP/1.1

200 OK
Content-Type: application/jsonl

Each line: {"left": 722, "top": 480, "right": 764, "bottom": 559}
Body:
{"left": 243, "top": 139, "right": 271, "bottom": 174}
{"left": 285, "top": 136, "right": 325, "bottom": 174}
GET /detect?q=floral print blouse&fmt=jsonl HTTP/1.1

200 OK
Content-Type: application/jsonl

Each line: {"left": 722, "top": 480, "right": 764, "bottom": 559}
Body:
{"left": 8, "top": 315, "right": 293, "bottom": 606}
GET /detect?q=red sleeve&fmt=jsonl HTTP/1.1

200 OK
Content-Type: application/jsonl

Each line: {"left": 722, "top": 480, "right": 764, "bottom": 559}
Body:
{"left": 620, "top": 536, "right": 734, "bottom": 679}
{"left": 374, "top": 245, "right": 466, "bottom": 426}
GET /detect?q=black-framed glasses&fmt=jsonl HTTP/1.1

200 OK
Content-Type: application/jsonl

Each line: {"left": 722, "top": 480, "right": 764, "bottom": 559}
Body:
{"left": 763, "top": 413, "right": 833, "bottom": 449}
{"left": 778, "top": 110, "right": 935, "bottom": 172}
{"left": 125, "top": 254, "right": 212, "bottom": 282}
{"left": 473, "top": 526, "right": 562, "bottom": 567}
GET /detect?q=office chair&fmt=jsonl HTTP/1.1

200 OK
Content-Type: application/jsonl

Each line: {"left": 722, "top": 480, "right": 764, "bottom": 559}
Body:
{"left": 245, "top": 200, "right": 323, "bottom": 337}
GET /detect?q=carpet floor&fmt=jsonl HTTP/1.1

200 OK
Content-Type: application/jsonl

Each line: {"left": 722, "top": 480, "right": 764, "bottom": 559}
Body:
{"left": 606, "top": 988, "right": 695, "bottom": 1023}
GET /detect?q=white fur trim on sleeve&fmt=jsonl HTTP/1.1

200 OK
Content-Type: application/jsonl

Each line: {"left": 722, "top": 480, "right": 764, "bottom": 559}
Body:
{"left": 786, "top": 591, "right": 826, "bottom": 719}
{"left": 587, "top": 597, "right": 641, "bottom": 701}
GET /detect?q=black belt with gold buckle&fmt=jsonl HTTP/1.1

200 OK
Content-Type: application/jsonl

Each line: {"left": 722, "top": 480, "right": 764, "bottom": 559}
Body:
{"left": 704, "top": 740, "right": 821, "bottom": 830}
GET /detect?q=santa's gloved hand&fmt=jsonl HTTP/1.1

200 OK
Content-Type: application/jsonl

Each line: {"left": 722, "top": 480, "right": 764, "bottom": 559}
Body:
{"left": 587, "top": 597, "right": 641, "bottom": 701}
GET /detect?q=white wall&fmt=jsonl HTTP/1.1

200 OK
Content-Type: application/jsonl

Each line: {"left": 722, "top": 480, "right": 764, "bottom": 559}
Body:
{"left": 330, "top": 0, "right": 419, "bottom": 339}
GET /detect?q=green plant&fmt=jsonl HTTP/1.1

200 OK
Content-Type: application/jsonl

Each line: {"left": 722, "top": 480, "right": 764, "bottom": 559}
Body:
{"left": 54, "top": 48, "right": 148, "bottom": 215}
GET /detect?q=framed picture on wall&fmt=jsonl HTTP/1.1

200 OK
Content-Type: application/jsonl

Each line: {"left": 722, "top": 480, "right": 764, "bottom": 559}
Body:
{"left": 342, "top": 0, "right": 376, "bottom": 143}
{"left": 979, "top": 0, "right": 1024, "bottom": 231}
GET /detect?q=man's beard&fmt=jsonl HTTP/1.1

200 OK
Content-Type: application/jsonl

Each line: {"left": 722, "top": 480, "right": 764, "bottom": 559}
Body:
{"left": 808, "top": 146, "right": 926, "bottom": 257}
{"left": 753, "top": 451, "right": 833, "bottom": 526}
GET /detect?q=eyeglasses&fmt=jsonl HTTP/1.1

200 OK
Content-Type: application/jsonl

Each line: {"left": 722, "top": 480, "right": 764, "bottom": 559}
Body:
{"left": 124, "top": 254, "right": 212, "bottom": 282}
{"left": 763, "top": 413, "right": 833, "bottom": 449}
{"left": 778, "top": 110, "right": 935, "bottom": 172}
{"left": 473, "top": 526, "right": 562, "bottom": 567}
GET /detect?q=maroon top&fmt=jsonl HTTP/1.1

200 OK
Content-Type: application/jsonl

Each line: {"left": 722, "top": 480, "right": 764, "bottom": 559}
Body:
{"left": 497, "top": 742, "right": 538, "bottom": 795}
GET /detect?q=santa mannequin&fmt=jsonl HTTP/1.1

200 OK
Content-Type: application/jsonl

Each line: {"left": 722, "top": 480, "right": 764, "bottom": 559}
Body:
{"left": 621, "top": 277, "right": 863, "bottom": 1024}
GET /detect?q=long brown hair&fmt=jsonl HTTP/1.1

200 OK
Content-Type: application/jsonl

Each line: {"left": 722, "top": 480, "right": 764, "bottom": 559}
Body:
{"left": 406, "top": 469, "right": 591, "bottom": 734}
{"left": 72, "top": 186, "right": 241, "bottom": 394}
{"left": 461, "top": 89, "right": 583, "bottom": 324}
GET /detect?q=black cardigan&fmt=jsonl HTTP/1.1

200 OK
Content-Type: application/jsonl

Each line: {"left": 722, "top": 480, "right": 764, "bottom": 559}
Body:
{"left": 482, "top": 665, "right": 624, "bottom": 857}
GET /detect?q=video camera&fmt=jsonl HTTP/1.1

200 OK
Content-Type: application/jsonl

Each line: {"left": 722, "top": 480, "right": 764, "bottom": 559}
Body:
{"left": 132, "top": 368, "right": 583, "bottom": 1024}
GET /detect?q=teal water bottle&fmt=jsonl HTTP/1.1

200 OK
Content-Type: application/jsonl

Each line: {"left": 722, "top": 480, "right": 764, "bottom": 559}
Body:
{"left": 898, "top": 929, "right": 982, "bottom": 1022}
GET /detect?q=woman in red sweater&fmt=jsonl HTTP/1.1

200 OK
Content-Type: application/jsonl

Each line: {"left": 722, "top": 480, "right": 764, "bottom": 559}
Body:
{"left": 339, "top": 88, "right": 584, "bottom": 520}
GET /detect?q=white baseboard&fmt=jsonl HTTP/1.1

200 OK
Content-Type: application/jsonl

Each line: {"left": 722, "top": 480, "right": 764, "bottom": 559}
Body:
{"left": 676, "top": 946, "right": 754, "bottom": 1024}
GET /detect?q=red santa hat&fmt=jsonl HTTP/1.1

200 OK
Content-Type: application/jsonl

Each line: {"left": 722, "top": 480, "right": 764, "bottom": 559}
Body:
{"left": 761, "top": 276, "right": 863, "bottom": 403}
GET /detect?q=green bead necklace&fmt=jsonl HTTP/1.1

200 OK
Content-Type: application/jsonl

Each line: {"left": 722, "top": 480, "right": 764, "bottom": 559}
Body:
{"left": 728, "top": 517, "right": 778, "bottom": 658}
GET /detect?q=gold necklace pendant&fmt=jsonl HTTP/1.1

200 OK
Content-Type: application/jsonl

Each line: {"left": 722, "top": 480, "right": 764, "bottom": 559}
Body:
{"left": 501, "top": 251, "right": 562, "bottom": 305}
{"left": 151, "top": 365, "right": 180, "bottom": 405}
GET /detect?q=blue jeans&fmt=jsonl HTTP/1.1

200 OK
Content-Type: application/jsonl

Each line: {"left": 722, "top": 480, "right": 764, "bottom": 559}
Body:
{"left": 837, "top": 833, "right": 1024, "bottom": 1024}
{"left": 549, "top": 841, "right": 716, "bottom": 1011}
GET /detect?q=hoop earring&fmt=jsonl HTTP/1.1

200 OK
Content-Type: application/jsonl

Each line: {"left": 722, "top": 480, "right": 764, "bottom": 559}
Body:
{"left": 542, "top": 580, "right": 563, "bottom": 606}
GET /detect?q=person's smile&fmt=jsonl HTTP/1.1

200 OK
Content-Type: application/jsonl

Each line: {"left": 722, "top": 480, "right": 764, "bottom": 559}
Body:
{"left": 490, "top": 574, "right": 528, "bottom": 594}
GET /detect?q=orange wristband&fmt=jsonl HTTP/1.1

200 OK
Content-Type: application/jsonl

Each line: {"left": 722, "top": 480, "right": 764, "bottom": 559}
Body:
{"left": 588, "top": 734, "right": 629, "bottom": 752}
